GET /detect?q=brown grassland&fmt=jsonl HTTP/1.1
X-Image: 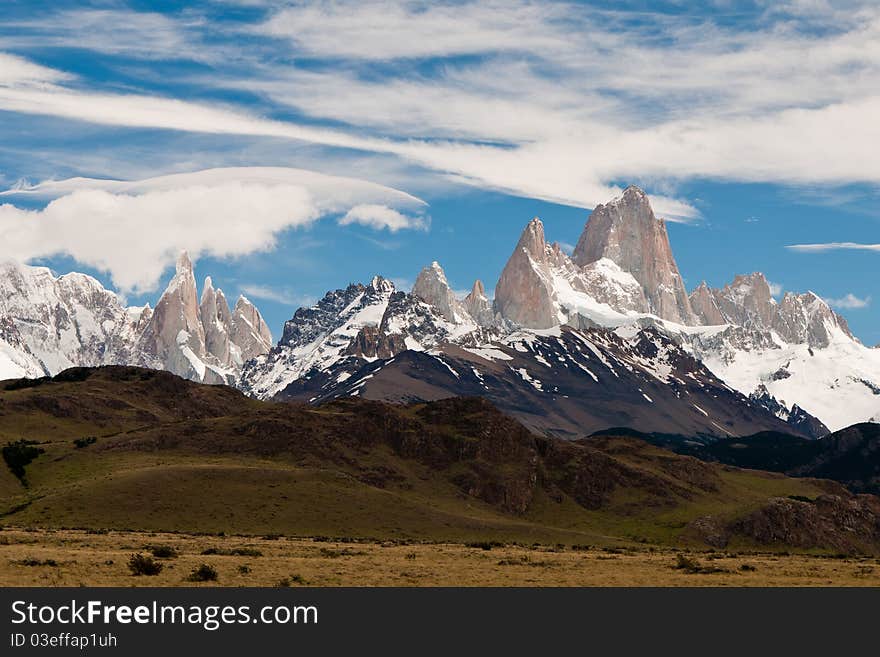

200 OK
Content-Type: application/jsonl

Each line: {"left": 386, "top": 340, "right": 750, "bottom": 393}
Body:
{"left": 2, "top": 528, "right": 879, "bottom": 587}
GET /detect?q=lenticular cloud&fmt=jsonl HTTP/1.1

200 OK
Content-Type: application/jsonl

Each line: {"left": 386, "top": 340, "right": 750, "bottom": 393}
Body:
{"left": 0, "top": 167, "right": 426, "bottom": 294}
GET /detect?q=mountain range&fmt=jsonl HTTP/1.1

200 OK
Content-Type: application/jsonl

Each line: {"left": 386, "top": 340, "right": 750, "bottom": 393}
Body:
{"left": 2, "top": 185, "right": 878, "bottom": 438}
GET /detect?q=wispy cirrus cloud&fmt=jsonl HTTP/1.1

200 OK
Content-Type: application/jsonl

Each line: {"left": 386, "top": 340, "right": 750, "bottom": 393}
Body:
{"left": 2, "top": 1, "right": 880, "bottom": 223}
{"left": 824, "top": 293, "right": 872, "bottom": 309}
{"left": 787, "top": 242, "right": 880, "bottom": 252}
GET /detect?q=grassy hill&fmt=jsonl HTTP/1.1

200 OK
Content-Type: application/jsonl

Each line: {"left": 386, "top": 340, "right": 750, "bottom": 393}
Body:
{"left": 1, "top": 366, "right": 878, "bottom": 554}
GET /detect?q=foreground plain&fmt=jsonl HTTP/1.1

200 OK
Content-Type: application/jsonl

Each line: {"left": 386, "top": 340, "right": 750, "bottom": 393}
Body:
{"left": 2, "top": 528, "right": 879, "bottom": 587}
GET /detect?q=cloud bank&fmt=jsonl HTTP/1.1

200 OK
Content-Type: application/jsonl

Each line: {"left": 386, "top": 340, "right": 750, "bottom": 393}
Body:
{"left": 0, "top": 167, "right": 426, "bottom": 294}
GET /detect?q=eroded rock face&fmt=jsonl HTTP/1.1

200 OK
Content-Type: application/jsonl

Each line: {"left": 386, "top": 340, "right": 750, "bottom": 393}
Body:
{"left": 0, "top": 261, "right": 140, "bottom": 377}
{"left": 230, "top": 296, "right": 273, "bottom": 364}
{"left": 140, "top": 256, "right": 273, "bottom": 382}
{"left": 464, "top": 279, "right": 495, "bottom": 327}
{"left": 689, "top": 282, "right": 726, "bottom": 325}
{"left": 730, "top": 494, "right": 880, "bottom": 553}
{"left": 773, "top": 292, "right": 852, "bottom": 348}
{"left": 494, "top": 216, "right": 652, "bottom": 329}
{"left": 137, "top": 251, "right": 209, "bottom": 381}
{"left": 689, "top": 272, "right": 853, "bottom": 349}
{"left": 572, "top": 186, "right": 696, "bottom": 325}
{"left": 494, "top": 218, "right": 560, "bottom": 329}
{"left": 200, "top": 277, "right": 233, "bottom": 366}
{"left": 412, "top": 261, "right": 469, "bottom": 324}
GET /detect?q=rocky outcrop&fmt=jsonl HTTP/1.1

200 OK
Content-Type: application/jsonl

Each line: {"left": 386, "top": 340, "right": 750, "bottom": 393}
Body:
{"left": 748, "top": 384, "right": 829, "bottom": 438}
{"left": 494, "top": 218, "right": 647, "bottom": 329}
{"left": 137, "top": 251, "right": 211, "bottom": 381}
{"left": 572, "top": 186, "right": 696, "bottom": 325}
{"left": 730, "top": 494, "right": 880, "bottom": 553}
{"left": 690, "top": 273, "right": 853, "bottom": 349}
{"left": 240, "top": 276, "right": 397, "bottom": 399}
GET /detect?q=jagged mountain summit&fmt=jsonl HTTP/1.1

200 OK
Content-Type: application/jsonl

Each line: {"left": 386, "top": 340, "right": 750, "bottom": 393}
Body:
{"left": 239, "top": 271, "right": 489, "bottom": 399}
{"left": 136, "top": 252, "right": 272, "bottom": 383}
{"left": 494, "top": 217, "right": 648, "bottom": 329}
{"left": 0, "top": 253, "right": 271, "bottom": 384}
{"left": 275, "top": 323, "right": 806, "bottom": 439}
{"left": 0, "top": 261, "right": 145, "bottom": 379}
{"left": 571, "top": 186, "right": 696, "bottom": 325}
{"left": 684, "top": 271, "right": 877, "bottom": 431}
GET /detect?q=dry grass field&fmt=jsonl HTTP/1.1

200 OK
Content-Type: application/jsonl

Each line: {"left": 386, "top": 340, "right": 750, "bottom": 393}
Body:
{"left": 2, "top": 528, "right": 878, "bottom": 587}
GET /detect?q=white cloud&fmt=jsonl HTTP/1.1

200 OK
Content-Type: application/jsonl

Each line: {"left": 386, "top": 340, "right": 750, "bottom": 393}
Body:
{"left": 0, "top": 10, "right": 204, "bottom": 62}
{"left": 0, "top": 167, "right": 425, "bottom": 294}
{"left": 824, "top": 293, "right": 871, "bottom": 309}
{"left": 239, "top": 284, "right": 312, "bottom": 307}
{"left": 3, "top": 1, "right": 880, "bottom": 221}
{"left": 768, "top": 281, "right": 784, "bottom": 297}
{"left": 0, "top": 52, "right": 70, "bottom": 85}
{"left": 257, "top": 1, "right": 571, "bottom": 61}
{"left": 339, "top": 204, "right": 428, "bottom": 232}
{"left": 786, "top": 242, "right": 880, "bottom": 252}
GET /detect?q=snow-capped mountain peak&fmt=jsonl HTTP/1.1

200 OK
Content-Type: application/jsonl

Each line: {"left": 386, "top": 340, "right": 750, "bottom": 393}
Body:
{"left": 0, "top": 254, "right": 271, "bottom": 385}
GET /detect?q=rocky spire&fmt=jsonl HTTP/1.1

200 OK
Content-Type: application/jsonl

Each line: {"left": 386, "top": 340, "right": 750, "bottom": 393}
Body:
{"left": 714, "top": 273, "right": 776, "bottom": 328}
{"left": 571, "top": 186, "right": 697, "bottom": 325}
{"left": 138, "top": 250, "right": 207, "bottom": 380}
{"left": 690, "top": 281, "right": 726, "bottom": 325}
{"left": 200, "top": 276, "right": 233, "bottom": 365}
{"left": 494, "top": 218, "right": 560, "bottom": 329}
{"left": 230, "top": 295, "right": 274, "bottom": 363}
{"left": 412, "top": 261, "right": 467, "bottom": 323}
{"left": 464, "top": 279, "right": 494, "bottom": 326}
{"left": 692, "top": 273, "right": 854, "bottom": 348}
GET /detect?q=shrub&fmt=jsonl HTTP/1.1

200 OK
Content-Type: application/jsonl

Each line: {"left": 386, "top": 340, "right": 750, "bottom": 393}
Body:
{"left": 15, "top": 558, "right": 58, "bottom": 567}
{"left": 2, "top": 440, "right": 45, "bottom": 484}
{"left": 277, "top": 574, "right": 307, "bottom": 587}
{"left": 673, "top": 554, "right": 728, "bottom": 575}
{"left": 73, "top": 437, "right": 97, "bottom": 449}
{"left": 186, "top": 564, "right": 218, "bottom": 582}
{"left": 319, "top": 547, "right": 365, "bottom": 558}
{"left": 201, "top": 547, "right": 262, "bottom": 557}
{"left": 237, "top": 565, "right": 251, "bottom": 574}
{"left": 674, "top": 554, "right": 702, "bottom": 572}
{"left": 148, "top": 545, "right": 178, "bottom": 559}
{"left": 128, "top": 554, "right": 163, "bottom": 576}
{"left": 739, "top": 563, "right": 757, "bottom": 572}
{"left": 466, "top": 541, "right": 500, "bottom": 551}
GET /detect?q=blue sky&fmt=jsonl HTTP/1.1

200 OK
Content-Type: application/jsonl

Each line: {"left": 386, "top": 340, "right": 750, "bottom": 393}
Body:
{"left": 0, "top": 0, "right": 878, "bottom": 344}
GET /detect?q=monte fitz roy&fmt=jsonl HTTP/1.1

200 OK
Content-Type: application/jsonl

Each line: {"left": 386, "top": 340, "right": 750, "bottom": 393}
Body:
{"left": 1, "top": 186, "right": 878, "bottom": 438}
